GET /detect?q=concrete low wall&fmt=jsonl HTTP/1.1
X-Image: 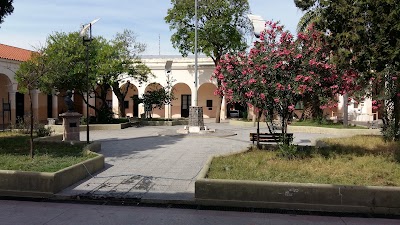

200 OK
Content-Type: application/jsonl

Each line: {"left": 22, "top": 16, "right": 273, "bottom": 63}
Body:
{"left": 195, "top": 157, "right": 400, "bottom": 215}
{"left": 141, "top": 120, "right": 189, "bottom": 126}
{"left": 34, "top": 135, "right": 101, "bottom": 153}
{"left": 47, "top": 123, "right": 131, "bottom": 134}
{"left": 0, "top": 142, "right": 104, "bottom": 198}
{"left": 229, "top": 120, "right": 381, "bottom": 135}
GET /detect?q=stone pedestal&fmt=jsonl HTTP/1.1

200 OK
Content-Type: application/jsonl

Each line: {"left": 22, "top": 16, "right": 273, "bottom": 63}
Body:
{"left": 59, "top": 112, "right": 82, "bottom": 142}
{"left": 188, "top": 106, "right": 204, "bottom": 132}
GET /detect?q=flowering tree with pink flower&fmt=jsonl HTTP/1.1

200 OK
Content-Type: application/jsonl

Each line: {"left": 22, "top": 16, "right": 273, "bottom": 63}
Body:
{"left": 214, "top": 21, "right": 346, "bottom": 145}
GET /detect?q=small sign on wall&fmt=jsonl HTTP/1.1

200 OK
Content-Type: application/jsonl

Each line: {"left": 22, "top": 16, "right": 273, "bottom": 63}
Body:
{"left": 2, "top": 103, "right": 10, "bottom": 111}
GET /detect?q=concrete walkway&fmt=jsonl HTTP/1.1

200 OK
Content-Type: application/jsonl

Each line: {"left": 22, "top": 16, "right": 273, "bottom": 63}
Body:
{"left": 57, "top": 120, "right": 358, "bottom": 202}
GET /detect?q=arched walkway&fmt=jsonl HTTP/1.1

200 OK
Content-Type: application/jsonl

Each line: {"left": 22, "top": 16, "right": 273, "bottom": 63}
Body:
{"left": 198, "top": 83, "right": 218, "bottom": 118}
{"left": 120, "top": 82, "right": 139, "bottom": 117}
{"left": 0, "top": 74, "right": 12, "bottom": 127}
{"left": 145, "top": 83, "right": 165, "bottom": 118}
{"left": 171, "top": 83, "right": 191, "bottom": 118}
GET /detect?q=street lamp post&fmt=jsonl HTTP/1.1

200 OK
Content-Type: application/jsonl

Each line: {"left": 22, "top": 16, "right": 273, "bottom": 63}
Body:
{"left": 248, "top": 14, "right": 265, "bottom": 147}
{"left": 80, "top": 18, "right": 100, "bottom": 144}
{"left": 165, "top": 60, "right": 173, "bottom": 120}
{"left": 194, "top": 0, "right": 198, "bottom": 107}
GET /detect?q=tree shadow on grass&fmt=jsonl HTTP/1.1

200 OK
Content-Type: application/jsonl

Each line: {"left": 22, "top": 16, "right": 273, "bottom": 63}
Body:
{"left": 315, "top": 139, "right": 399, "bottom": 158}
{"left": 0, "top": 134, "right": 90, "bottom": 158}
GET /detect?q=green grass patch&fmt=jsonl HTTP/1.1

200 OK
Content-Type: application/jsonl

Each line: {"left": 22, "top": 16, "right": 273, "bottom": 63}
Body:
{"left": 0, "top": 132, "right": 96, "bottom": 172}
{"left": 290, "top": 120, "right": 367, "bottom": 129}
{"left": 207, "top": 135, "right": 400, "bottom": 186}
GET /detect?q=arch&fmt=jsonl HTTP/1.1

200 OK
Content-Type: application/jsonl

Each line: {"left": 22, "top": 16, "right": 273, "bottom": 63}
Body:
{"left": 144, "top": 82, "right": 165, "bottom": 118}
{"left": 0, "top": 74, "right": 12, "bottom": 127}
{"left": 171, "top": 83, "right": 192, "bottom": 118}
{"left": 198, "top": 83, "right": 218, "bottom": 118}
{"left": 121, "top": 82, "right": 139, "bottom": 117}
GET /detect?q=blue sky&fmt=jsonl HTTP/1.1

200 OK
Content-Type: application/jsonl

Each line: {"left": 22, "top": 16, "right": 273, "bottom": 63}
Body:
{"left": 0, "top": 0, "right": 303, "bottom": 55}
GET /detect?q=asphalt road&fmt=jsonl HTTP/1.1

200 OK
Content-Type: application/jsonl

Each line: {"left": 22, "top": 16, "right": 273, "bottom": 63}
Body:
{"left": 0, "top": 200, "right": 399, "bottom": 225}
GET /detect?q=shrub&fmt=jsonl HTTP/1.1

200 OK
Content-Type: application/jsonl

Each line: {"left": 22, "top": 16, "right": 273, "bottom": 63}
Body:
{"left": 36, "top": 124, "right": 53, "bottom": 137}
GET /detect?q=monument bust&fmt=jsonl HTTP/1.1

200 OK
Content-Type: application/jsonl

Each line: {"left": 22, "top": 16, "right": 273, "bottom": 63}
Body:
{"left": 64, "top": 90, "right": 74, "bottom": 112}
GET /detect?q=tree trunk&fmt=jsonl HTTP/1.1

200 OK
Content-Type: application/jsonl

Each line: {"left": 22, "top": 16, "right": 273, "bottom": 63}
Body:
{"left": 213, "top": 57, "right": 222, "bottom": 123}
{"left": 394, "top": 94, "right": 400, "bottom": 141}
{"left": 215, "top": 95, "right": 222, "bottom": 123}
{"left": 111, "top": 82, "right": 130, "bottom": 118}
{"left": 300, "top": 94, "right": 313, "bottom": 120}
{"left": 256, "top": 111, "right": 262, "bottom": 149}
{"left": 311, "top": 96, "right": 323, "bottom": 123}
{"left": 343, "top": 93, "right": 349, "bottom": 127}
{"left": 29, "top": 92, "right": 34, "bottom": 159}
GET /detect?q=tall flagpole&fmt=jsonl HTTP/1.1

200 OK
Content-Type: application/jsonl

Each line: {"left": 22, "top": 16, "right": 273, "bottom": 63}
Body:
{"left": 194, "top": 0, "right": 198, "bottom": 107}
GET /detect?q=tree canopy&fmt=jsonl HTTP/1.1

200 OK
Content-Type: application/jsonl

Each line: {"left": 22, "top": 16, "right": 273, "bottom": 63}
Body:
{"left": 165, "top": 0, "right": 251, "bottom": 65}
{"left": 215, "top": 21, "right": 341, "bottom": 141}
{"left": 294, "top": 0, "right": 400, "bottom": 140}
{"left": 165, "top": 0, "right": 252, "bottom": 122}
{"left": 41, "top": 30, "right": 150, "bottom": 122}
{"left": 15, "top": 50, "right": 48, "bottom": 158}
{"left": 0, "top": 0, "right": 13, "bottom": 26}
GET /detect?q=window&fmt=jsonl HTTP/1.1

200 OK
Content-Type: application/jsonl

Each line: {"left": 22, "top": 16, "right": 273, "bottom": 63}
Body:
{"left": 206, "top": 100, "right": 213, "bottom": 108}
{"left": 124, "top": 101, "right": 129, "bottom": 109}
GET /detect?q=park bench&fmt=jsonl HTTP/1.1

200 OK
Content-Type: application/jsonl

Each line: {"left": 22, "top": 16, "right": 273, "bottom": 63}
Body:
{"left": 250, "top": 133, "right": 293, "bottom": 145}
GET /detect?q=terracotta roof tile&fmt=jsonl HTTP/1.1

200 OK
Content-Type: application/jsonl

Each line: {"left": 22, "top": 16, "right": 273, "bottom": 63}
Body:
{"left": 0, "top": 44, "right": 34, "bottom": 62}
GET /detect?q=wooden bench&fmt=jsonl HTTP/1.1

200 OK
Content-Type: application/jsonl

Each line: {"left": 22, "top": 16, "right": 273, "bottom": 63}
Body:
{"left": 250, "top": 133, "right": 293, "bottom": 145}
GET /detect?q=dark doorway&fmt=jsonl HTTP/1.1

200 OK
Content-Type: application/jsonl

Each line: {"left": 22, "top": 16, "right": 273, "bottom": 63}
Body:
{"left": 16, "top": 92, "right": 24, "bottom": 120}
{"left": 181, "top": 95, "right": 191, "bottom": 118}
{"left": 47, "top": 95, "right": 53, "bottom": 118}
{"left": 133, "top": 95, "right": 139, "bottom": 117}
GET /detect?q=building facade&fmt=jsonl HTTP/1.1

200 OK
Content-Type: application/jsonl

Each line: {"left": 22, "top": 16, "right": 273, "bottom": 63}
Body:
{"left": 0, "top": 44, "right": 378, "bottom": 127}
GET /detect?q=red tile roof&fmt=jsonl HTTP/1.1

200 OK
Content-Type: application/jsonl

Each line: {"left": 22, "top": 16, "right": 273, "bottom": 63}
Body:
{"left": 0, "top": 44, "right": 34, "bottom": 62}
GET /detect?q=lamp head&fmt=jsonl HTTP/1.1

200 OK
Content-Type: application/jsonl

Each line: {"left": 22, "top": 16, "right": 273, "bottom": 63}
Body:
{"left": 80, "top": 18, "right": 101, "bottom": 37}
{"left": 247, "top": 14, "right": 265, "bottom": 38}
{"left": 165, "top": 60, "right": 173, "bottom": 72}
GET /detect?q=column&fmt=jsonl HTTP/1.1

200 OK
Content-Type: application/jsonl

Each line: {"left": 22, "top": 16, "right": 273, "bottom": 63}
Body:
{"left": 88, "top": 92, "right": 96, "bottom": 118}
{"left": 220, "top": 95, "right": 227, "bottom": 120}
{"left": 52, "top": 94, "right": 58, "bottom": 118}
{"left": 164, "top": 104, "right": 172, "bottom": 119}
{"left": 137, "top": 86, "right": 145, "bottom": 118}
{"left": 31, "top": 90, "right": 39, "bottom": 121}
{"left": 191, "top": 85, "right": 197, "bottom": 106}
{"left": 112, "top": 91, "right": 119, "bottom": 118}
{"left": 9, "top": 91, "right": 16, "bottom": 125}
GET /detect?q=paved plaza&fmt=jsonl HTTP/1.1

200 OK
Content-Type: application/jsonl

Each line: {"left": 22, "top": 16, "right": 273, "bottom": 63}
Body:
{"left": 57, "top": 119, "right": 349, "bottom": 202}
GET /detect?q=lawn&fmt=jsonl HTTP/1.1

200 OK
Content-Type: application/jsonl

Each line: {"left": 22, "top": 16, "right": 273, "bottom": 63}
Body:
{"left": 207, "top": 135, "right": 400, "bottom": 186}
{"left": 290, "top": 120, "right": 367, "bottom": 129}
{"left": 0, "top": 132, "right": 96, "bottom": 172}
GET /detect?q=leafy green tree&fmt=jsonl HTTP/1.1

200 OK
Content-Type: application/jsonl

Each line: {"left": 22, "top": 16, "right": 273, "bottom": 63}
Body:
{"left": 215, "top": 21, "right": 342, "bottom": 147}
{"left": 296, "top": 7, "right": 321, "bottom": 33}
{"left": 42, "top": 31, "right": 109, "bottom": 120}
{"left": 297, "top": 0, "right": 400, "bottom": 140}
{"left": 133, "top": 84, "right": 175, "bottom": 119}
{"left": 15, "top": 51, "right": 48, "bottom": 158}
{"left": 165, "top": 0, "right": 251, "bottom": 123}
{"left": 98, "top": 30, "right": 151, "bottom": 118}
{"left": 0, "top": 0, "right": 13, "bottom": 26}
{"left": 42, "top": 30, "right": 150, "bottom": 122}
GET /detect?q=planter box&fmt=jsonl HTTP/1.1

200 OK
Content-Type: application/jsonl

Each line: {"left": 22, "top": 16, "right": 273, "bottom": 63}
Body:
{"left": 0, "top": 142, "right": 104, "bottom": 198}
{"left": 141, "top": 119, "right": 189, "bottom": 126}
{"left": 47, "top": 122, "right": 131, "bottom": 134}
{"left": 195, "top": 157, "right": 400, "bottom": 215}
